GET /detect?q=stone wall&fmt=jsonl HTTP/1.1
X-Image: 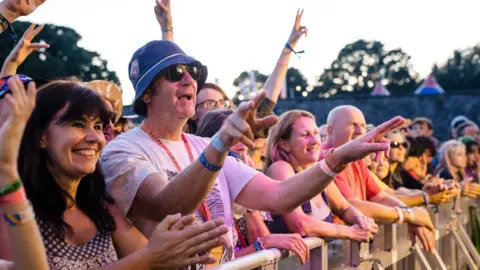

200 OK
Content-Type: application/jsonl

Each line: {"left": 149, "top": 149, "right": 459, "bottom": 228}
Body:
{"left": 274, "top": 92, "right": 480, "bottom": 141}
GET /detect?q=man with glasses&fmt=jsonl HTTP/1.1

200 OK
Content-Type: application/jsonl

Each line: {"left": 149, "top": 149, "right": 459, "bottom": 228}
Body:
{"left": 322, "top": 105, "right": 436, "bottom": 253}
{"left": 195, "top": 82, "right": 232, "bottom": 123}
{"left": 99, "top": 41, "right": 405, "bottom": 268}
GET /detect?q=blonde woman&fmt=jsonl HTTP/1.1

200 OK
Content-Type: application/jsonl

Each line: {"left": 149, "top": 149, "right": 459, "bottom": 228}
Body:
{"left": 264, "top": 110, "right": 378, "bottom": 241}
{"left": 435, "top": 140, "right": 480, "bottom": 198}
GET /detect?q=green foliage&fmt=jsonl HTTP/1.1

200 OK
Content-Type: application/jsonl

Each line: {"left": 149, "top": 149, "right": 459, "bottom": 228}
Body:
{"left": 433, "top": 45, "right": 480, "bottom": 91}
{"left": 0, "top": 21, "right": 119, "bottom": 84}
{"left": 313, "top": 40, "right": 418, "bottom": 97}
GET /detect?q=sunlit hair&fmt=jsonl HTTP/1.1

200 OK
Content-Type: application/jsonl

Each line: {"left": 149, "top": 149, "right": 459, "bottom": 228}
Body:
{"left": 435, "top": 140, "right": 466, "bottom": 182}
{"left": 264, "top": 110, "right": 316, "bottom": 171}
{"left": 198, "top": 82, "right": 232, "bottom": 108}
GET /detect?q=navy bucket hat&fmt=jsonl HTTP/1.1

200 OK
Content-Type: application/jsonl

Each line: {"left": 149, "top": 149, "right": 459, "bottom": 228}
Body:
{"left": 128, "top": 40, "right": 207, "bottom": 116}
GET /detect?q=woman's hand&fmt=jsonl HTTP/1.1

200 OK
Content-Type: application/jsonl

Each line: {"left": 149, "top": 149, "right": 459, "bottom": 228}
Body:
{"left": 343, "top": 224, "right": 371, "bottom": 242}
{"left": 146, "top": 214, "right": 229, "bottom": 269}
{"left": 261, "top": 233, "right": 309, "bottom": 265}
{"left": 218, "top": 91, "right": 278, "bottom": 150}
{"left": 334, "top": 116, "right": 405, "bottom": 164}
{"left": 286, "top": 9, "right": 308, "bottom": 47}
{"left": 0, "top": 76, "right": 36, "bottom": 181}
{"left": 1, "top": 24, "right": 49, "bottom": 77}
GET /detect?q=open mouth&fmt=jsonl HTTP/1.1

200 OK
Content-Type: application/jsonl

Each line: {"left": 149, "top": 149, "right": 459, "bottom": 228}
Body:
{"left": 178, "top": 94, "right": 193, "bottom": 101}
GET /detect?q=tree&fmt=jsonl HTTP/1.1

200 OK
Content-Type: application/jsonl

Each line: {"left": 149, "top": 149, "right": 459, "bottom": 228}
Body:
{"left": 232, "top": 70, "right": 267, "bottom": 104}
{"left": 313, "top": 40, "right": 418, "bottom": 97}
{"left": 433, "top": 45, "right": 480, "bottom": 91}
{"left": 0, "top": 21, "right": 120, "bottom": 84}
{"left": 286, "top": 67, "right": 310, "bottom": 99}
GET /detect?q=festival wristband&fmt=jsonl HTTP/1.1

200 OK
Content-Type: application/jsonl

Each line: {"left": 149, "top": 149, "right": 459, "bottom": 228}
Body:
{"left": 0, "top": 179, "right": 23, "bottom": 196}
{"left": 199, "top": 152, "right": 222, "bottom": 172}
{"left": 253, "top": 237, "right": 265, "bottom": 251}
{"left": 211, "top": 132, "right": 229, "bottom": 152}
{"left": 325, "top": 148, "right": 347, "bottom": 173}
{"left": 319, "top": 159, "right": 336, "bottom": 178}
{"left": 395, "top": 207, "right": 404, "bottom": 224}
{"left": 3, "top": 202, "right": 35, "bottom": 226}
{"left": 0, "top": 187, "right": 27, "bottom": 207}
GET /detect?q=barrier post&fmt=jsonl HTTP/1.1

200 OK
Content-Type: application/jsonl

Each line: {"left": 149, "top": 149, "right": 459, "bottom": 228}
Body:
{"left": 309, "top": 243, "right": 328, "bottom": 270}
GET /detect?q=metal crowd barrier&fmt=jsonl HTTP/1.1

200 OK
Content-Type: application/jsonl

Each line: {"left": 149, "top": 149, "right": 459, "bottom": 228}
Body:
{"left": 212, "top": 197, "right": 480, "bottom": 270}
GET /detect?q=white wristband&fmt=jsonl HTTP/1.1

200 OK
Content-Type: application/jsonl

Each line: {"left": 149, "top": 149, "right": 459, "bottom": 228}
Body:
{"left": 395, "top": 207, "right": 404, "bottom": 224}
{"left": 211, "top": 132, "right": 229, "bottom": 153}
{"left": 319, "top": 159, "right": 337, "bottom": 178}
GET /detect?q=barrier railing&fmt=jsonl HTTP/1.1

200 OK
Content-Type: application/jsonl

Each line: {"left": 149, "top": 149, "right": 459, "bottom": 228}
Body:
{"left": 213, "top": 197, "right": 480, "bottom": 270}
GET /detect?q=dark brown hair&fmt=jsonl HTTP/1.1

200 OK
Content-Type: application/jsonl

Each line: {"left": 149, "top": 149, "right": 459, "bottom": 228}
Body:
{"left": 196, "top": 109, "right": 233, "bottom": 138}
{"left": 19, "top": 81, "right": 116, "bottom": 237}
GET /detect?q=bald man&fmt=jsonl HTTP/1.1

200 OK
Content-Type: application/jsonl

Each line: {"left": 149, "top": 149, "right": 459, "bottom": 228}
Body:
{"left": 321, "top": 105, "right": 436, "bottom": 253}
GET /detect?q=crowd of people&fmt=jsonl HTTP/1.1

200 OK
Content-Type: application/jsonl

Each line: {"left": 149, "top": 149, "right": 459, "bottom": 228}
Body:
{"left": 0, "top": 0, "right": 479, "bottom": 269}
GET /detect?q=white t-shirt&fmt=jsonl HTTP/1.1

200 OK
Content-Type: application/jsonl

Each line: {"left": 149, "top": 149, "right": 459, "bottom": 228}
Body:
{"left": 100, "top": 127, "right": 259, "bottom": 267}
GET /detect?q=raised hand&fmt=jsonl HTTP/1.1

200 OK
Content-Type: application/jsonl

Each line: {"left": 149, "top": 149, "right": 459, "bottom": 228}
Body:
{"left": 287, "top": 9, "right": 308, "bottom": 47}
{"left": 146, "top": 214, "right": 229, "bottom": 269}
{"left": 0, "top": 76, "right": 36, "bottom": 180}
{"left": 1, "top": 24, "right": 49, "bottom": 76}
{"left": 0, "top": 0, "right": 46, "bottom": 18}
{"left": 219, "top": 91, "right": 278, "bottom": 149}
{"left": 334, "top": 116, "right": 405, "bottom": 164}
{"left": 155, "top": 0, "right": 172, "bottom": 31}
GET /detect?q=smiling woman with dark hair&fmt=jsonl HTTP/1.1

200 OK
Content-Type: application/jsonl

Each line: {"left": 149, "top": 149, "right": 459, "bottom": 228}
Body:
{"left": 0, "top": 80, "right": 230, "bottom": 270}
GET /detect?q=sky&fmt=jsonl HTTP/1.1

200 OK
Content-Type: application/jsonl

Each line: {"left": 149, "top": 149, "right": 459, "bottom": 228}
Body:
{"left": 23, "top": 0, "right": 480, "bottom": 105}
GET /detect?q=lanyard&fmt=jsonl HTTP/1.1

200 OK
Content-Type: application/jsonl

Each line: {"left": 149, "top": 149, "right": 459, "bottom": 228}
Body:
{"left": 141, "top": 124, "right": 211, "bottom": 221}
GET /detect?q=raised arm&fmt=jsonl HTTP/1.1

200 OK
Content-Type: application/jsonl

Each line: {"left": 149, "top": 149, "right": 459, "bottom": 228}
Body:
{"left": 155, "top": 0, "right": 173, "bottom": 41}
{"left": 262, "top": 9, "right": 307, "bottom": 104}
{"left": 236, "top": 115, "right": 406, "bottom": 214}
{"left": 0, "top": 76, "right": 48, "bottom": 269}
{"left": 104, "top": 92, "right": 279, "bottom": 226}
{"left": 1, "top": 24, "right": 49, "bottom": 77}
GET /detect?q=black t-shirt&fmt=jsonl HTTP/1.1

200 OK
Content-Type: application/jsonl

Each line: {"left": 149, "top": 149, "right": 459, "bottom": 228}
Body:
{"left": 399, "top": 169, "right": 424, "bottom": 190}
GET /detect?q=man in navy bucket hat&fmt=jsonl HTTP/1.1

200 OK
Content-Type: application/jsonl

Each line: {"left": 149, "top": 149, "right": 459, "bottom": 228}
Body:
{"left": 101, "top": 39, "right": 399, "bottom": 268}
{"left": 128, "top": 40, "right": 207, "bottom": 116}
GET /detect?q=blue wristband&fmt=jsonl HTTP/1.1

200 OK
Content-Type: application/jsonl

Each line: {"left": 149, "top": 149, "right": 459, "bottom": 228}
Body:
{"left": 253, "top": 238, "right": 265, "bottom": 252}
{"left": 199, "top": 152, "right": 222, "bottom": 172}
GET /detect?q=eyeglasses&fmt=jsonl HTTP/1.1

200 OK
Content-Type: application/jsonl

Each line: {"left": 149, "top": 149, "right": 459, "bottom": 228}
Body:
{"left": 163, "top": 63, "right": 204, "bottom": 82}
{"left": 197, "top": 99, "right": 231, "bottom": 109}
{"left": 390, "top": 141, "right": 408, "bottom": 149}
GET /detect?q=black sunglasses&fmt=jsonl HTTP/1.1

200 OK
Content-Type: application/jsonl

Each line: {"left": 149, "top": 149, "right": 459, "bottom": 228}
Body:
{"left": 163, "top": 63, "right": 204, "bottom": 82}
{"left": 390, "top": 141, "right": 408, "bottom": 149}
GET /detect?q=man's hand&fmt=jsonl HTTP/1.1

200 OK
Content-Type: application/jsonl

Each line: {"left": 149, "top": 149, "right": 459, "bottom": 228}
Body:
{"left": 286, "top": 9, "right": 307, "bottom": 47}
{"left": 408, "top": 207, "right": 434, "bottom": 231}
{"left": 355, "top": 215, "right": 378, "bottom": 237}
{"left": 408, "top": 225, "right": 435, "bottom": 253}
{"left": 146, "top": 214, "right": 229, "bottom": 269}
{"left": 219, "top": 91, "right": 278, "bottom": 149}
{"left": 334, "top": 116, "right": 405, "bottom": 164}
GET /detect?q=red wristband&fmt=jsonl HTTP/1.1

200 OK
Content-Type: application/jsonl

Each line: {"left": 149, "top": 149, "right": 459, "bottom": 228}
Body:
{"left": 0, "top": 187, "right": 27, "bottom": 207}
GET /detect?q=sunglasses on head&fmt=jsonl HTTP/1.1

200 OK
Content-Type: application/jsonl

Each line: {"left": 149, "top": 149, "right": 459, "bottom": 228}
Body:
{"left": 163, "top": 63, "right": 204, "bottom": 83}
{"left": 390, "top": 141, "right": 408, "bottom": 148}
